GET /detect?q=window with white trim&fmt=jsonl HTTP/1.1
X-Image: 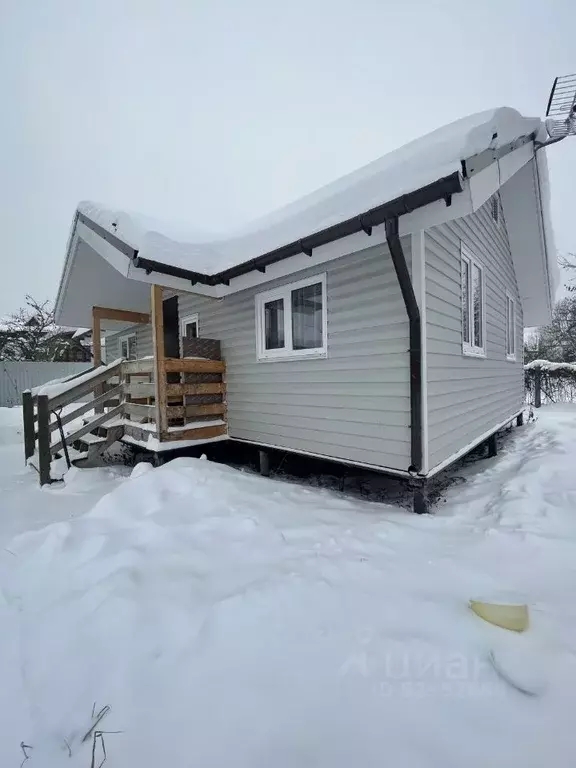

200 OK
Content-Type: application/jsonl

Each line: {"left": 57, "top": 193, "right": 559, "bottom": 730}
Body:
{"left": 180, "top": 313, "right": 199, "bottom": 341}
{"left": 120, "top": 333, "right": 137, "bottom": 360}
{"left": 256, "top": 274, "right": 327, "bottom": 361}
{"left": 461, "top": 246, "right": 485, "bottom": 357}
{"left": 505, "top": 294, "right": 516, "bottom": 360}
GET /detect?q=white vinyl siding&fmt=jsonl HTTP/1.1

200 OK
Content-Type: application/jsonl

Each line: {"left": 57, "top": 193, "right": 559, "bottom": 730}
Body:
{"left": 425, "top": 195, "right": 524, "bottom": 472}
{"left": 178, "top": 241, "right": 412, "bottom": 471}
{"left": 106, "top": 323, "right": 152, "bottom": 364}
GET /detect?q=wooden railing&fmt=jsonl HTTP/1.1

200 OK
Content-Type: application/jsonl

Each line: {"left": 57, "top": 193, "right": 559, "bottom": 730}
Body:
{"left": 23, "top": 355, "right": 228, "bottom": 484}
{"left": 22, "top": 361, "right": 123, "bottom": 485}
{"left": 122, "top": 357, "right": 227, "bottom": 443}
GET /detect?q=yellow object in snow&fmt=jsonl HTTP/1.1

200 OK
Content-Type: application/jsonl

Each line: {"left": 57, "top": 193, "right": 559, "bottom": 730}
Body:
{"left": 469, "top": 601, "right": 529, "bottom": 632}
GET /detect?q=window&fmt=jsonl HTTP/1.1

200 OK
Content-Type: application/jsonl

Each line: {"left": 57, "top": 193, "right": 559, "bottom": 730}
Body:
{"left": 461, "top": 245, "right": 485, "bottom": 357}
{"left": 256, "top": 274, "right": 327, "bottom": 360}
{"left": 491, "top": 194, "right": 499, "bottom": 224}
{"left": 120, "top": 333, "right": 137, "bottom": 360}
{"left": 180, "top": 313, "right": 199, "bottom": 341}
{"left": 506, "top": 294, "right": 516, "bottom": 360}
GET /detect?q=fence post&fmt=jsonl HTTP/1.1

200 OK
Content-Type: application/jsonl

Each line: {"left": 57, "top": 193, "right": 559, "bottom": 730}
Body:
{"left": 534, "top": 367, "right": 542, "bottom": 408}
{"left": 22, "top": 391, "right": 36, "bottom": 462}
{"left": 36, "top": 395, "right": 52, "bottom": 486}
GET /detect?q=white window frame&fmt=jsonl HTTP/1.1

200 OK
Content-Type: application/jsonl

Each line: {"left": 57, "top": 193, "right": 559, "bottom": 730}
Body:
{"left": 180, "top": 313, "right": 199, "bottom": 341}
{"left": 120, "top": 332, "right": 137, "bottom": 360}
{"left": 505, "top": 292, "right": 516, "bottom": 361}
{"left": 255, "top": 273, "right": 327, "bottom": 362}
{"left": 461, "top": 244, "right": 486, "bottom": 358}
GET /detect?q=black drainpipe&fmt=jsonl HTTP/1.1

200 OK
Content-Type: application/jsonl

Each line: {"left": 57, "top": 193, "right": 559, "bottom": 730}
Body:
{"left": 385, "top": 217, "right": 422, "bottom": 474}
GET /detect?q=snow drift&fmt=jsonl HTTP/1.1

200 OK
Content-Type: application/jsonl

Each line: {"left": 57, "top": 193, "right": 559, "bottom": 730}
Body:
{"left": 2, "top": 405, "right": 576, "bottom": 767}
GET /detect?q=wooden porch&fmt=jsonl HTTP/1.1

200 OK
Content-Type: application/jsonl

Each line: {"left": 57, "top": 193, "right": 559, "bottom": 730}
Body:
{"left": 23, "top": 285, "right": 228, "bottom": 484}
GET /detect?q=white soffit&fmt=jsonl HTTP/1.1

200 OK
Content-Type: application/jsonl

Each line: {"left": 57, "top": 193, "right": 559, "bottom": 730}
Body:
{"left": 500, "top": 158, "right": 553, "bottom": 326}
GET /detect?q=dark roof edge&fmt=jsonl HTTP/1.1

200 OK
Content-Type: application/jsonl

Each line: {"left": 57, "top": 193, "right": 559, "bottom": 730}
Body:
{"left": 78, "top": 171, "right": 464, "bottom": 289}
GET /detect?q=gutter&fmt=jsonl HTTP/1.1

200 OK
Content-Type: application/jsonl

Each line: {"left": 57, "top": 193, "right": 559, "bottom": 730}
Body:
{"left": 385, "top": 218, "right": 422, "bottom": 473}
{"left": 77, "top": 173, "right": 464, "bottom": 290}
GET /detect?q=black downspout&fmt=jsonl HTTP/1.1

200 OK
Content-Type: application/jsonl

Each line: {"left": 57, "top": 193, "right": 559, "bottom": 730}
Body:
{"left": 385, "top": 218, "right": 426, "bottom": 512}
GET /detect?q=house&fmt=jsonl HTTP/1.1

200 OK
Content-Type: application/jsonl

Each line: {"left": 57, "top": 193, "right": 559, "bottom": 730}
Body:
{"left": 53, "top": 107, "right": 561, "bottom": 511}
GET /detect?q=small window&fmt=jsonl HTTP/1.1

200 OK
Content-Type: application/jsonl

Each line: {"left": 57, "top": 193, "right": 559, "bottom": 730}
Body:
{"left": 461, "top": 245, "right": 486, "bottom": 357}
{"left": 180, "top": 313, "right": 199, "bottom": 341}
{"left": 120, "top": 333, "right": 137, "bottom": 360}
{"left": 491, "top": 195, "right": 499, "bottom": 223}
{"left": 256, "top": 274, "right": 327, "bottom": 361}
{"left": 506, "top": 294, "right": 516, "bottom": 360}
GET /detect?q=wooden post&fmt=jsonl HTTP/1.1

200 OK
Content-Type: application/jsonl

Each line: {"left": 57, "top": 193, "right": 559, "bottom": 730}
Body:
{"left": 22, "top": 390, "right": 36, "bottom": 462}
{"left": 151, "top": 284, "right": 167, "bottom": 438}
{"left": 92, "top": 308, "right": 102, "bottom": 366}
{"left": 37, "top": 395, "right": 52, "bottom": 485}
{"left": 534, "top": 367, "right": 542, "bottom": 408}
{"left": 487, "top": 433, "right": 498, "bottom": 458}
{"left": 411, "top": 478, "right": 428, "bottom": 514}
{"left": 92, "top": 307, "right": 104, "bottom": 413}
{"left": 259, "top": 449, "right": 270, "bottom": 477}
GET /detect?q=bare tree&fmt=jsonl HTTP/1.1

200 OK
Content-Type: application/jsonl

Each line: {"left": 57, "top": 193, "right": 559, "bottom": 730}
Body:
{"left": 0, "top": 296, "right": 87, "bottom": 362}
{"left": 525, "top": 295, "right": 576, "bottom": 363}
{"left": 559, "top": 252, "right": 576, "bottom": 293}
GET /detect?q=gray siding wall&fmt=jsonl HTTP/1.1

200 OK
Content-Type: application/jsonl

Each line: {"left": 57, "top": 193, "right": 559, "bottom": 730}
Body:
{"left": 105, "top": 323, "right": 153, "bottom": 364}
{"left": 425, "top": 196, "right": 524, "bottom": 472}
{"left": 179, "top": 242, "right": 411, "bottom": 471}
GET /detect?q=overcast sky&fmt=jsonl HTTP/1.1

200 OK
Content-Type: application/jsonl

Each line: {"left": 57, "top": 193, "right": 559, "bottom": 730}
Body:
{"left": 1, "top": 0, "right": 575, "bottom": 316}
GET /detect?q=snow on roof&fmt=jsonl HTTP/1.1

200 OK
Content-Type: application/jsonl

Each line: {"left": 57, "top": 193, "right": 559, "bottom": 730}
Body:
{"left": 78, "top": 107, "right": 544, "bottom": 276}
{"left": 72, "top": 327, "right": 91, "bottom": 339}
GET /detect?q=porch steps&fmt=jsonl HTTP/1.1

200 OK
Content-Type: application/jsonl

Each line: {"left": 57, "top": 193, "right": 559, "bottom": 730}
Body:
{"left": 69, "top": 422, "right": 125, "bottom": 464}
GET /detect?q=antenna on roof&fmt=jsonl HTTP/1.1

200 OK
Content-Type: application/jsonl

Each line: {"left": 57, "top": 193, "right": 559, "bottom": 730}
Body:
{"left": 544, "top": 73, "right": 576, "bottom": 141}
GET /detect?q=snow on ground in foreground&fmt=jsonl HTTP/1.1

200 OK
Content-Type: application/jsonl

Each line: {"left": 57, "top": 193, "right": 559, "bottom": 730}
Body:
{"left": 1, "top": 406, "right": 576, "bottom": 766}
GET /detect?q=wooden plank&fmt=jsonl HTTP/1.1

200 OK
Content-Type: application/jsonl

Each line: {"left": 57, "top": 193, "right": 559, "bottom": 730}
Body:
{"left": 49, "top": 362, "right": 123, "bottom": 409}
{"left": 124, "top": 402, "right": 155, "bottom": 418}
{"left": 151, "top": 285, "right": 168, "bottom": 434}
{"left": 22, "top": 390, "right": 36, "bottom": 461}
{"left": 122, "top": 359, "right": 154, "bottom": 374}
{"left": 92, "top": 310, "right": 102, "bottom": 366}
{"left": 124, "top": 382, "right": 155, "bottom": 398}
{"left": 92, "top": 309, "right": 103, "bottom": 412}
{"left": 163, "top": 358, "right": 225, "bottom": 374}
{"left": 51, "top": 404, "right": 124, "bottom": 454}
{"left": 93, "top": 306, "right": 150, "bottom": 325}
{"left": 47, "top": 385, "right": 123, "bottom": 433}
{"left": 166, "top": 403, "right": 227, "bottom": 419}
{"left": 166, "top": 383, "right": 224, "bottom": 396}
{"left": 37, "top": 395, "right": 52, "bottom": 485}
{"left": 161, "top": 424, "right": 227, "bottom": 442}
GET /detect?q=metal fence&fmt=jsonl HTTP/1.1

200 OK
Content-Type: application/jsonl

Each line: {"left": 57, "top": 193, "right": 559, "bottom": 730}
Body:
{"left": 0, "top": 361, "right": 91, "bottom": 408}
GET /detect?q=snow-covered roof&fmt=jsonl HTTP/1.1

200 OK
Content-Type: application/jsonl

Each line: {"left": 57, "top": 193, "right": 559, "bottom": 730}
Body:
{"left": 78, "top": 107, "right": 545, "bottom": 276}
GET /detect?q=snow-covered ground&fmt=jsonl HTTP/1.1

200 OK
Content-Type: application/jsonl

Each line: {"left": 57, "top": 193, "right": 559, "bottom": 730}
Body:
{"left": 1, "top": 405, "right": 576, "bottom": 766}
